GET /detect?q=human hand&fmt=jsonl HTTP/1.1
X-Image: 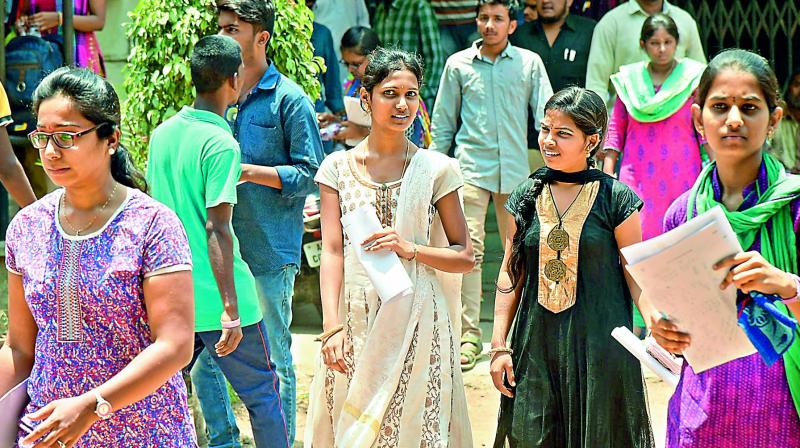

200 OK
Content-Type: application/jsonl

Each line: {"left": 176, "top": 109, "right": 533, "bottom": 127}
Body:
{"left": 216, "top": 310, "right": 243, "bottom": 356}
{"left": 715, "top": 251, "right": 797, "bottom": 298}
{"left": 362, "top": 226, "right": 414, "bottom": 259}
{"left": 321, "top": 331, "right": 348, "bottom": 374}
{"left": 29, "top": 12, "right": 60, "bottom": 33}
{"left": 489, "top": 352, "right": 515, "bottom": 398}
{"left": 649, "top": 313, "right": 691, "bottom": 355}
{"left": 20, "top": 394, "right": 97, "bottom": 448}
{"left": 332, "top": 121, "right": 369, "bottom": 142}
{"left": 317, "top": 112, "right": 340, "bottom": 128}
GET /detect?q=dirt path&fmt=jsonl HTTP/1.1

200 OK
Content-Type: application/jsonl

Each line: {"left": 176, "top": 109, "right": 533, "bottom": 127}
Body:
{"left": 218, "top": 333, "right": 673, "bottom": 447}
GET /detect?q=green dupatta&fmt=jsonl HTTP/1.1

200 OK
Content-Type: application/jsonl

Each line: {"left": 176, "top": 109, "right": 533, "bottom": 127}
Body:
{"left": 611, "top": 58, "right": 706, "bottom": 123}
{"left": 687, "top": 152, "right": 800, "bottom": 415}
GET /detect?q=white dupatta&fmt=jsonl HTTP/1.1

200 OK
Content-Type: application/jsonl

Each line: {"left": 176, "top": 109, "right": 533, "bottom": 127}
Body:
{"left": 334, "top": 149, "right": 471, "bottom": 447}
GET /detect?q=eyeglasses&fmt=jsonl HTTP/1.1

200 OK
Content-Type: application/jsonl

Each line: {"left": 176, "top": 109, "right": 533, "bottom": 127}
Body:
{"left": 28, "top": 123, "right": 106, "bottom": 150}
{"left": 339, "top": 59, "right": 364, "bottom": 70}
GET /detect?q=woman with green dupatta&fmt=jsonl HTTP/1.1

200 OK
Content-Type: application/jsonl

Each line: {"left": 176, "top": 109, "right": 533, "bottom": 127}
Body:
{"left": 650, "top": 49, "right": 800, "bottom": 447}
{"left": 603, "top": 13, "right": 706, "bottom": 333}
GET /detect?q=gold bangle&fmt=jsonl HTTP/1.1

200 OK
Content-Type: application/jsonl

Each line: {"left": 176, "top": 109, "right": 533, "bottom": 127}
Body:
{"left": 315, "top": 324, "right": 344, "bottom": 342}
{"left": 488, "top": 347, "right": 513, "bottom": 356}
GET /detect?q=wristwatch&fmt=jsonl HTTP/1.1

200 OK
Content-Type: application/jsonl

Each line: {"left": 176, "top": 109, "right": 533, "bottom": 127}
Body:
{"left": 94, "top": 391, "right": 113, "bottom": 420}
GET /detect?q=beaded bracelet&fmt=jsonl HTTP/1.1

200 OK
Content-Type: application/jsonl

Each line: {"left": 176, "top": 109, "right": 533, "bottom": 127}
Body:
{"left": 315, "top": 324, "right": 344, "bottom": 343}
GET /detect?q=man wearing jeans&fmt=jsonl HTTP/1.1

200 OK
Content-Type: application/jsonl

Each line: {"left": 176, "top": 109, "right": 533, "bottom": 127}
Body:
{"left": 147, "top": 35, "right": 288, "bottom": 447}
{"left": 189, "top": 1, "right": 324, "bottom": 446}
{"left": 430, "top": 0, "right": 552, "bottom": 372}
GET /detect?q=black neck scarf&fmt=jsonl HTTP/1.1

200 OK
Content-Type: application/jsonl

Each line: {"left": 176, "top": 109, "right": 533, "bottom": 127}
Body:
{"left": 531, "top": 167, "right": 610, "bottom": 184}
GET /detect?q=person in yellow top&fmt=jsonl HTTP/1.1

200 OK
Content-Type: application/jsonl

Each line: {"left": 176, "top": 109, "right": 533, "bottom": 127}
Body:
{"left": 0, "top": 84, "right": 35, "bottom": 207}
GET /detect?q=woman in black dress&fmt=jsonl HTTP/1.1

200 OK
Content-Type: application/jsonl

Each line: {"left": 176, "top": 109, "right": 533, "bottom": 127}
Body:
{"left": 491, "top": 87, "right": 655, "bottom": 447}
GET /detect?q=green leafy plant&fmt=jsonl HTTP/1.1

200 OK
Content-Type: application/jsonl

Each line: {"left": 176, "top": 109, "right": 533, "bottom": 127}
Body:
{"left": 122, "top": 0, "right": 322, "bottom": 167}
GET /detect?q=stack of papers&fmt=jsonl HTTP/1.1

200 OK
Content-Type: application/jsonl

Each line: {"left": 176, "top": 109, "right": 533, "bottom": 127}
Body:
{"left": 341, "top": 206, "right": 414, "bottom": 302}
{"left": 620, "top": 206, "right": 756, "bottom": 373}
{"left": 612, "top": 327, "right": 681, "bottom": 387}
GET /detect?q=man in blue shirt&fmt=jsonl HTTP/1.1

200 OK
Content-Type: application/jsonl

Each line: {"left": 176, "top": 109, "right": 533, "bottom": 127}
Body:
{"left": 308, "top": 0, "right": 345, "bottom": 154}
{"left": 190, "top": 1, "right": 324, "bottom": 446}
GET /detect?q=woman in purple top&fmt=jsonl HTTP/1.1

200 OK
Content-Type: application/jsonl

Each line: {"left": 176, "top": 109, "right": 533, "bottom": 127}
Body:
{"left": 650, "top": 49, "right": 800, "bottom": 447}
{"left": 0, "top": 68, "right": 196, "bottom": 447}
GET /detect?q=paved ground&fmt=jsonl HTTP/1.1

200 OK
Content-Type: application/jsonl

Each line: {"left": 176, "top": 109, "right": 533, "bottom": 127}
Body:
{"left": 218, "top": 330, "right": 674, "bottom": 448}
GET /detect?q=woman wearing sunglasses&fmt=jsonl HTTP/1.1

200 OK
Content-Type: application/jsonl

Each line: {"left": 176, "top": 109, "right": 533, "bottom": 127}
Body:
{"left": 491, "top": 87, "right": 655, "bottom": 447}
{"left": 0, "top": 67, "right": 196, "bottom": 447}
{"left": 317, "top": 26, "right": 433, "bottom": 148}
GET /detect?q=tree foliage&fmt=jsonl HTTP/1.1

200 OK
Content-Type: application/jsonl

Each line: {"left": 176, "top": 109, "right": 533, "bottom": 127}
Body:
{"left": 122, "top": 0, "right": 322, "bottom": 166}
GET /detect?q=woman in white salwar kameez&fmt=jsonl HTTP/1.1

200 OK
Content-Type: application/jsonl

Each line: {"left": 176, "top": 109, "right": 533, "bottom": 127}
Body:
{"left": 305, "top": 48, "right": 475, "bottom": 448}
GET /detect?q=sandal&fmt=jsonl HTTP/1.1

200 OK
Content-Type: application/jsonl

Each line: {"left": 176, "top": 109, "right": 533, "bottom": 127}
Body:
{"left": 460, "top": 336, "right": 482, "bottom": 372}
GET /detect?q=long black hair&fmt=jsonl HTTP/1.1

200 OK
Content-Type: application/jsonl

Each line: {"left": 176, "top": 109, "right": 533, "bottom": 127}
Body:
{"left": 33, "top": 67, "right": 147, "bottom": 192}
{"left": 501, "top": 87, "right": 608, "bottom": 292}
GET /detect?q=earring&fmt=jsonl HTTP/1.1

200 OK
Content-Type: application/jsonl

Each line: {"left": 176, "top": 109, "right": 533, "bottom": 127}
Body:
{"left": 768, "top": 128, "right": 775, "bottom": 139}
{"left": 109, "top": 148, "right": 116, "bottom": 155}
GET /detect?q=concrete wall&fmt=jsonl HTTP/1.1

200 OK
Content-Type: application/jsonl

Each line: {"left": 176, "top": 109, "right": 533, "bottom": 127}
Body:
{"left": 95, "top": 0, "right": 138, "bottom": 97}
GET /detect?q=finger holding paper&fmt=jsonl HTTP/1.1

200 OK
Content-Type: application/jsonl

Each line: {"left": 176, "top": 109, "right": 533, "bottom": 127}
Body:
{"left": 649, "top": 314, "right": 691, "bottom": 354}
{"left": 362, "top": 226, "right": 415, "bottom": 259}
{"left": 715, "top": 251, "right": 798, "bottom": 299}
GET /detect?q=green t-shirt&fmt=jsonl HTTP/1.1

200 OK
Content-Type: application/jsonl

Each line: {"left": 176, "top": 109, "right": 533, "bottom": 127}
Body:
{"left": 146, "top": 106, "right": 262, "bottom": 332}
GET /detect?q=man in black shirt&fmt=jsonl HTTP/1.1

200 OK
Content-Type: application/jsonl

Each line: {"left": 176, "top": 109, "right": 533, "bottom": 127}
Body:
{"left": 510, "top": 0, "right": 596, "bottom": 168}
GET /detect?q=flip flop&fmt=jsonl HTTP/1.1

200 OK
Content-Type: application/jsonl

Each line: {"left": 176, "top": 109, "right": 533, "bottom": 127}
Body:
{"left": 460, "top": 337, "right": 482, "bottom": 372}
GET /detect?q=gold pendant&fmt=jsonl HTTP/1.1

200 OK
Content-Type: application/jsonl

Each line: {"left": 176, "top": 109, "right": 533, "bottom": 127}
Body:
{"left": 547, "top": 227, "right": 570, "bottom": 251}
{"left": 544, "top": 259, "right": 567, "bottom": 282}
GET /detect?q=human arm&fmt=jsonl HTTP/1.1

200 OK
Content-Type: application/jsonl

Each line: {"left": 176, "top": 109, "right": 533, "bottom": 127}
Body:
{"left": 0, "top": 272, "right": 37, "bottom": 397}
{"left": 428, "top": 60, "right": 461, "bottom": 155}
{"left": 206, "top": 204, "right": 243, "bottom": 356}
{"left": 317, "top": 183, "right": 348, "bottom": 374}
{"left": 241, "top": 96, "right": 324, "bottom": 197}
{"left": 603, "top": 96, "right": 629, "bottom": 175}
{"left": 22, "top": 270, "right": 195, "bottom": 447}
{"left": 529, "top": 57, "right": 554, "bottom": 133}
{"left": 614, "top": 210, "right": 660, "bottom": 331}
{"left": 489, "top": 213, "right": 523, "bottom": 398}
{"left": 27, "top": 0, "right": 106, "bottom": 33}
{"left": 355, "top": 0, "right": 370, "bottom": 26}
{"left": 332, "top": 121, "right": 370, "bottom": 142}
{"left": 585, "top": 18, "right": 616, "bottom": 107}
{"left": 319, "top": 26, "right": 345, "bottom": 114}
{"left": 362, "top": 189, "right": 475, "bottom": 273}
{"left": 682, "top": 18, "right": 706, "bottom": 63}
{"left": 0, "top": 126, "right": 35, "bottom": 207}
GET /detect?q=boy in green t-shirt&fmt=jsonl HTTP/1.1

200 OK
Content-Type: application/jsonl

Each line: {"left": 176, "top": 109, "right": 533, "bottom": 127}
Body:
{"left": 146, "top": 35, "right": 288, "bottom": 447}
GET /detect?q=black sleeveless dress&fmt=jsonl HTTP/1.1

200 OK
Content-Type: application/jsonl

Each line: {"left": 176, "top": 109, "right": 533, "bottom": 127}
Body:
{"left": 495, "top": 176, "right": 655, "bottom": 448}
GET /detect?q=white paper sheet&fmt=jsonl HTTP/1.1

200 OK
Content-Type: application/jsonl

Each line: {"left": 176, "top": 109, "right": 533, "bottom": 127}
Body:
{"left": 0, "top": 378, "right": 28, "bottom": 446}
{"left": 612, "top": 327, "right": 680, "bottom": 387}
{"left": 343, "top": 97, "right": 371, "bottom": 147}
{"left": 341, "top": 206, "right": 413, "bottom": 302}
{"left": 621, "top": 206, "right": 756, "bottom": 373}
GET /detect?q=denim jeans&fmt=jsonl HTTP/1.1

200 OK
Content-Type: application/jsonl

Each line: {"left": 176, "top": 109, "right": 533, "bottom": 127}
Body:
{"left": 192, "top": 266, "right": 299, "bottom": 446}
{"left": 253, "top": 265, "right": 298, "bottom": 444}
{"left": 190, "top": 320, "right": 289, "bottom": 448}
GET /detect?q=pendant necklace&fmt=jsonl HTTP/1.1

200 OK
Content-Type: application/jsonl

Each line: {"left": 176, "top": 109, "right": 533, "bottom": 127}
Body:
{"left": 544, "top": 183, "right": 584, "bottom": 283}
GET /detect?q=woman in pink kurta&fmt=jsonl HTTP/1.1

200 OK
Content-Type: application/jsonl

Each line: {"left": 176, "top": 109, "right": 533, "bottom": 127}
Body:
{"left": 603, "top": 14, "right": 706, "bottom": 242}
{"left": 603, "top": 14, "right": 706, "bottom": 330}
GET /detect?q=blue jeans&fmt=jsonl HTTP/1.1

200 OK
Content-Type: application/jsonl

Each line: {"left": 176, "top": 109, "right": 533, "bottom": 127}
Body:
{"left": 192, "top": 266, "right": 299, "bottom": 445}
{"left": 190, "top": 320, "right": 289, "bottom": 448}
{"left": 254, "top": 265, "right": 298, "bottom": 444}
